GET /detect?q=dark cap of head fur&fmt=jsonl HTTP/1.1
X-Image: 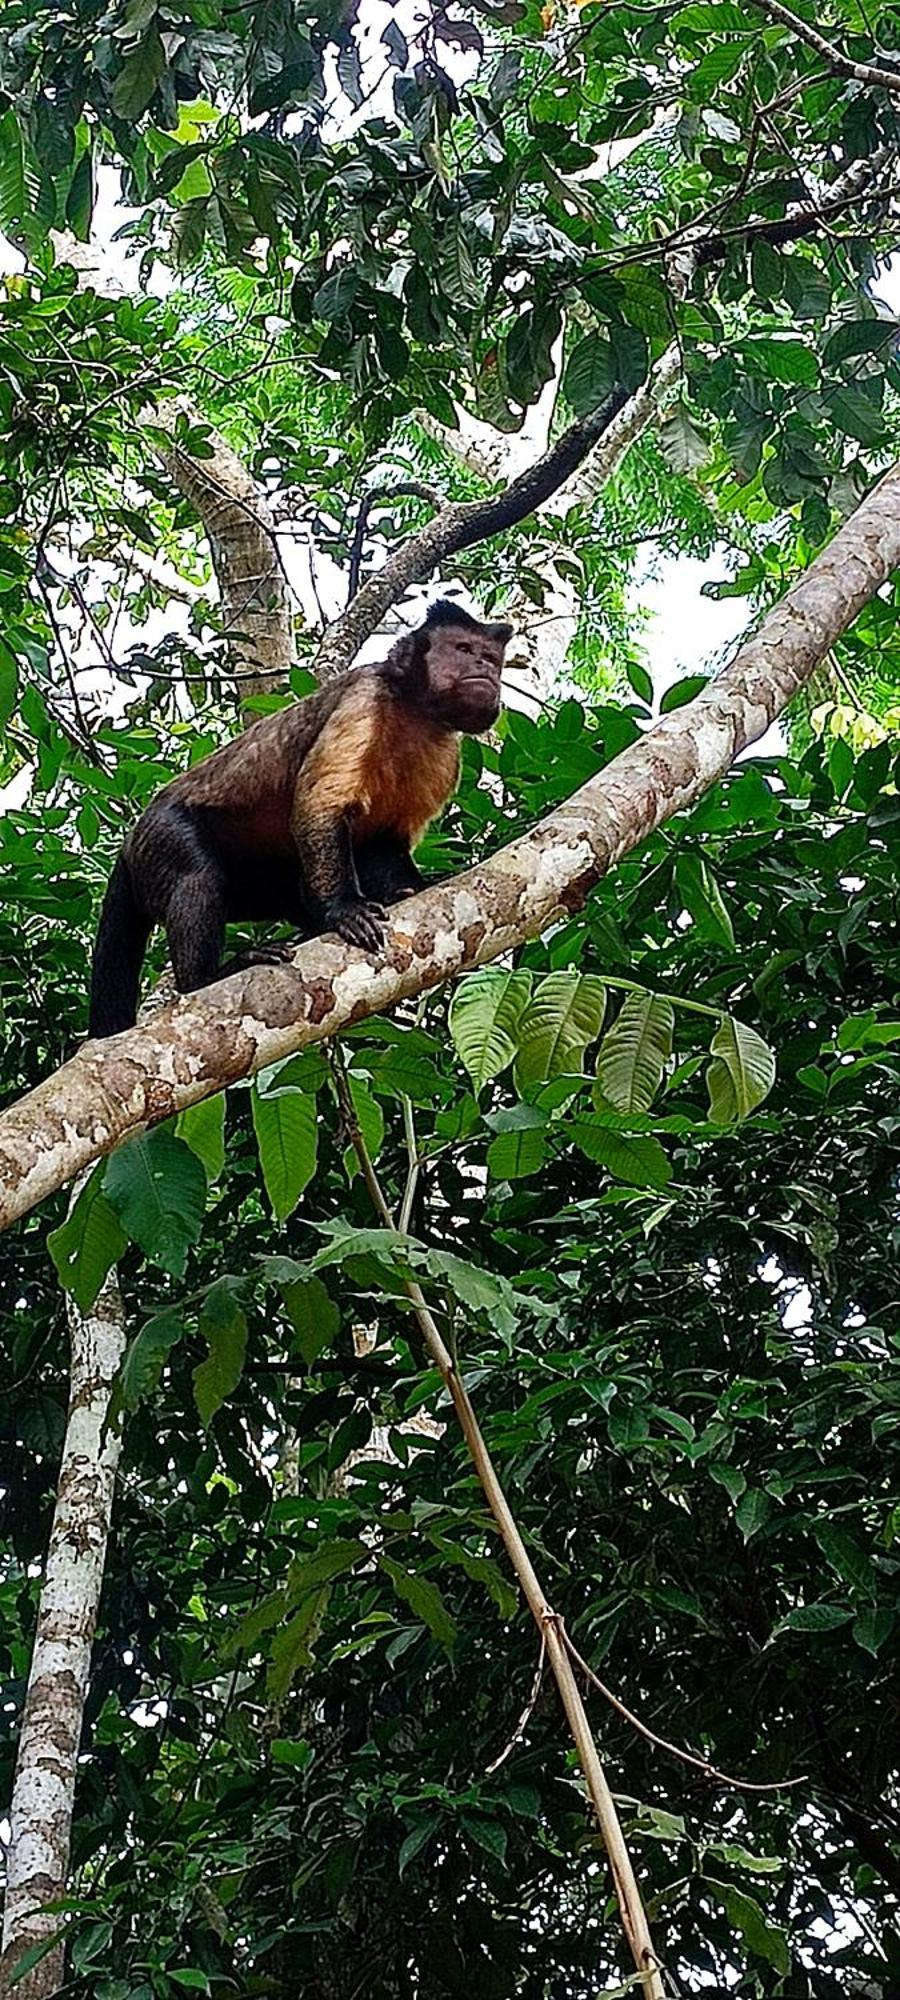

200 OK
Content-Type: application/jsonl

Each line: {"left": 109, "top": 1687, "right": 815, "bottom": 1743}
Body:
{"left": 424, "top": 599, "right": 513, "bottom": 644}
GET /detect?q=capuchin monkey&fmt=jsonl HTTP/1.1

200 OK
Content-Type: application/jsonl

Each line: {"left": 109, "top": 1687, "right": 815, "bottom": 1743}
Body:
{"left": 88, "top": 600, "right": 512, "bottom": 1037}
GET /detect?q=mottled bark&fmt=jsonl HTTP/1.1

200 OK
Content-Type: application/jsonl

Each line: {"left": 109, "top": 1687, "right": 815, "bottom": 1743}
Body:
{"left": 0, "top": 1275, "right": 127, "bottom": 1997}
{"left": 151, "top": 403, "right": 294, "bottom": 699}
{"left": 2, "top": 452, "right": 900, "bottom": 1231}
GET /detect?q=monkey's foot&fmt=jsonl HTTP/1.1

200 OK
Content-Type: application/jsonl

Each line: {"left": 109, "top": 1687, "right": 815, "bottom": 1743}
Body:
{"left": 324, "top": 896, "right": 386, "bottom": 952}
{"left": 219, "top": 943, "right": 299, "bottom": 978}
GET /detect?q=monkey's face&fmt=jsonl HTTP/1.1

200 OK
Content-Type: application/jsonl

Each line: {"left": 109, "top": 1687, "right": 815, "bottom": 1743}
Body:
{"left": 422, "top": 622, "right": 511, "bottom": 733}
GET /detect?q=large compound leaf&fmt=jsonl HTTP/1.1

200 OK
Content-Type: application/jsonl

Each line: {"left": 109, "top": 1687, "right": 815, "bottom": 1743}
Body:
{"left": 515, "top": 973, "right": 606, "bottom": 1090}
{"left": 449, "top": 969, "right": 532, "bottom": 1091}
{"left": 596, "top": 993, "right": 675, "bottom": 1114}
{"left": 105, "top": 1130, "right": 206, "bottom": 1278}
{"left": 706, "top": 1018, "right": 776, "bottom": 1122}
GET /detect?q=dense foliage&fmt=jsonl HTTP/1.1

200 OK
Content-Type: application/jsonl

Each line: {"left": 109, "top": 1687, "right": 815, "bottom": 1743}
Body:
{"left": 2, "top": 1, "right": 900, "bottom": 1995}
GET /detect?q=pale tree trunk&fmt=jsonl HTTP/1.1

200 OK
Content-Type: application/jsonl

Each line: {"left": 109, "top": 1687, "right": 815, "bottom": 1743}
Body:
{"left": 0, "top": 1277, "right": 126, "bottom": 1998}
{"left": 1, "top": 445, "right": 899, "bottom": 1227}
{"left": 1, "top": 389, "right": 294, "bottom": 1999}
{"left": 151, "top": 404, "right": 295, "bottom": 699}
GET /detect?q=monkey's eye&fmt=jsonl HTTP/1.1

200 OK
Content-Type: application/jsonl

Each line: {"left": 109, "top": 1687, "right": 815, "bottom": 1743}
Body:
{"left": 458, "top": 640, "right": 474, "bottom": 655}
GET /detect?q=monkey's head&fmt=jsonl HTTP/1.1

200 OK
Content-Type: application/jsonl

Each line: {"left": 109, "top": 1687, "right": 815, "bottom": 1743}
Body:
{"left": 389, "top": 600, "right": 513, "bottom": 733}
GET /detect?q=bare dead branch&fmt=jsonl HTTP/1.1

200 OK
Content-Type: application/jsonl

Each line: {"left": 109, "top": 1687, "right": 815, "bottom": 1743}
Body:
{"left": 347, "top": 480, "right": 442, "bottom": 602}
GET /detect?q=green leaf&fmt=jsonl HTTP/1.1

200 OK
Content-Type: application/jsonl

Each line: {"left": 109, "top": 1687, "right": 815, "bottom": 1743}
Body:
{"left": 742, "top": 337, "right": 818, "bottom": 386}
{"left": 487, "top": 1118, "right": 547, "bottom": 1180}
{"left": 813, "top": 1521, "right": 873, "bottom": 1596}
{"left": 735, "top": 1487, "right": 771, "bottom": 1542}
{"left": 104, "top": 1129, "right": 206, "bottom": 1278}
{"left": 115, "top": 1308, "right": 184, "bottom": 1416}
{"left": 571, "top": 1123, "right": 671, "bottom": 1189}
{"left": 514, "top": 973, "right": 606, "bottom": 1089}
{"left": 281, "top": 1275, "right": 340, "bottom": 1366}
{"left": 428, "top": 1534, "right": 518, "bottom": 1621}
{"left": 425, "top": 1249, "right": 523, "bottom": 1345}
{"left": 314, "top": 265, "right": 359, "bottom": 320}
{"left": 626, "top": 659, "right": 652, "bottom": 704}
{"left": 776, "top": 1602, "right": 853, "bottom": 1633}
{"left": 658, "top": 403, "right": 709, "bottom": 472}
{"left": 65, "top": 146, "right": 93, "bottom": 240}
{"left": 596, "top": 993, "right": 674, "bottom": 1114}
{"left": 192, "top": 1279, "right": 248, "bottom": 1427}
{"left": 676, "top": 853, "right": 734, "bottom": 947}
{"left": 379, "top": 1555, "right": 456, "bottom": 1651}
{"left": 176, "top": 1093, "right": 225, "bottom": 1181}
{"left": 0, "top": 111, "right": 26, "bottom": 237}
{"left": 852, "top": 1605, "right": 895, "bottom": 1656}
{"left": 0, "top": 636, "right": 18, "bottom": 730}
{"left": 7, "top": 1933, "right": 66, "bottom": 1988}
{"left": 267, "top": 1590, "right": 329, "bottom": 1696}
{"left": 398, "top": 1821, "right": 435, "bottom": 1874}
{"left": 47, "top": 1167, "right": 127, "bottom": 1314}
{"left": 221, "top": 1589, "right": 284, "bottom": 1662}
{"left": 168, "top": 1975, "right": 211, "bottom": 1993}
{"left": 706, "top": 1018, "right": 776, "bottom": 1122}
{"left": 720, "top": 1885, "right": 789, "bottom": 1976}
{"left": 826, "top": 383, "right": 886, "bottom": 448}
{"left": 347, "top": 1071, "right": 384, "bottom": 1163}
{"left": 288, "top": 1539, "right": 367, "bottom": 1602}
{"left": 461, "top": 1814, "right": 508, "bottom": 1864}
{"left": 270, "top": 1737, "right": 313, "bottom": 1768}
{"left": 251, "top": 1084, "right": 318, "bottom": 1220}
{"left": 563, "top": 333, "right": 615, "bottom": 415}
{"left": 449, "top": 969, "right": 533, "bottom": 1091}
{"left": 823, "top": 316, "right": 897, "bottom": 367}
{"left": 111, "top": 30, "right": 166, "bottom": 118}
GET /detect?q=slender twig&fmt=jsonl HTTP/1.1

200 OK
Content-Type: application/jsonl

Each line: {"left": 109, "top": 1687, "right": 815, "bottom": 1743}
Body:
{"left": 485, "top": 1635, "right": 547, "bottom": 1777}
{"left": 398, "top": 1097, "right": 420, "bottom": 1235}
{"left": 561, "top": 1624, "right": 806, "bottom": 1795}
{"left": 328, "top": 1049, "right": 666, "bottom": 2000}
{"left": 751, "top": 0, "right": 900, "bottom": 94}
{"left": 347, "top": 481, "right": 442, "bottom": 603}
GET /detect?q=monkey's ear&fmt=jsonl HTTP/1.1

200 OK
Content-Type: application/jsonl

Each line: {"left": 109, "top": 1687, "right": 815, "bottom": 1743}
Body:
{"left": 489, "top": 621, "right": 513, "bottom": 647}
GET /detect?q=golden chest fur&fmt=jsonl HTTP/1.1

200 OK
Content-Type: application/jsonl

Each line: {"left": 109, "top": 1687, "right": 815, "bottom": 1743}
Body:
{"left": 296, "top": 679, "right": 460, "bottom": 846}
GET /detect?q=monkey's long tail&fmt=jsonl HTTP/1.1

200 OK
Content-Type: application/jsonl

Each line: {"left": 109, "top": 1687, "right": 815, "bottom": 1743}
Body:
{"left": 88, "top": 856, "right": 152, "bottom": 1038}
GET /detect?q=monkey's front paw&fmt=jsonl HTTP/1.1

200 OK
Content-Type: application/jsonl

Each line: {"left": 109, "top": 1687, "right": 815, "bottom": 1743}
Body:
{"left": 326, "top": 897, "right": 386, "bottom": 952}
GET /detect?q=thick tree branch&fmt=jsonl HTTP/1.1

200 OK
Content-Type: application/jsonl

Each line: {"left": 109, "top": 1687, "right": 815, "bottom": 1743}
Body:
{"left": 151, "top": 403, "right": 294, "bottom": 697}
{"left": 3, "top": 454, "right": 900, "bottom": 1232}
{"left": 312, "top": 386, "right": 630, "bottom": 680}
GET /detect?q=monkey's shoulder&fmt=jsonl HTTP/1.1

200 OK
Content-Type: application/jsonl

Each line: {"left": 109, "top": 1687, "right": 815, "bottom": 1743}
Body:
{"left": 159, "top": 673, "right": 358, "bottom": 813}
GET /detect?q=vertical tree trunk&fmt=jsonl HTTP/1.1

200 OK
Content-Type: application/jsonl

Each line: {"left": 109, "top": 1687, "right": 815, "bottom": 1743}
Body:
{"left": 1, "top": 393, "right": 294, "bottom": 1995}
{"left": 1, "top": 1279, "right": 126, "bottom": 1998}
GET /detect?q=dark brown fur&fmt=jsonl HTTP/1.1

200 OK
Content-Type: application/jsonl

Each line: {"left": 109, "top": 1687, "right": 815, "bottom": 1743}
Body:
{"left": 88, "top": 602, "right": 511, "bottom": 1037}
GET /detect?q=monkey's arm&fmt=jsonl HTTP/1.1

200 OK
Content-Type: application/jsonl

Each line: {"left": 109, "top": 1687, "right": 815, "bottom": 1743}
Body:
{"left": 356, "top": 832, "right": 426, "bottom": 905}
{"left": 290, "top": 698, "right": 387, "bottom": 951}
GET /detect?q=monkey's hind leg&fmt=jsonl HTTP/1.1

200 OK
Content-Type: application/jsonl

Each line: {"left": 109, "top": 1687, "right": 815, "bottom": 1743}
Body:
{"left": 165, "top": 864, "right": 227, "bottom": 996}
